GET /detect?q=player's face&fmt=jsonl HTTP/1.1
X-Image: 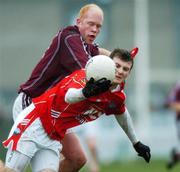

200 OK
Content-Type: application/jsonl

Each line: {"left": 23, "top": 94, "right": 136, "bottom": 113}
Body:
{"left": 113, "top": 57, "right": 132, "bottom": 84}
{"left": 76, "top": 8, "right": 103, "bottom": 44}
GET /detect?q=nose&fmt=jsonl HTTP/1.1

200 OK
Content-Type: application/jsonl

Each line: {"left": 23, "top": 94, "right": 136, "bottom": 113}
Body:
{"left": 116, "top": 67, "right": 123, "bottom": 75}
{"left": 92, "top": 25, "right": 98, "bottom": 33}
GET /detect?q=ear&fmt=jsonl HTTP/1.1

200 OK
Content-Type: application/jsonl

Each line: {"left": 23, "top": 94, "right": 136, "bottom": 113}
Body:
{"left": 76, "top": 18, "right": 81, "bottom": 25}
{"left": 130, "top": 47, "right": 139, "bottom": 58}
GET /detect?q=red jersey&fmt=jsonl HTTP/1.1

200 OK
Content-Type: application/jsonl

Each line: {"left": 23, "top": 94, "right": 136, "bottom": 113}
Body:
{"left": 33, "top": 69, "right": 126, "bottom": 141}
{"left": 4, "top": 70, "right": 126, "bottom": 149}
{"left": 19, "top": 25, "right": 99, "bottom": 97}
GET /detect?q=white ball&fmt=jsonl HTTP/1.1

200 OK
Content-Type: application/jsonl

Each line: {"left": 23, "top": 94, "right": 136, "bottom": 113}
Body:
{"left": 85, "top": 55, "right": 116, "bottom": 82}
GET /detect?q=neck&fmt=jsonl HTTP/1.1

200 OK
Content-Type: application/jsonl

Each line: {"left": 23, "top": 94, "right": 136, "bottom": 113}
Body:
{"left": 110, "top": 83, "right": 119, "bottom": 90}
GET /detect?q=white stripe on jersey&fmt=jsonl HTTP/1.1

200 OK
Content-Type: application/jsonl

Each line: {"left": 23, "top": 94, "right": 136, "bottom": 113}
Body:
{"left": 8, "top": 103, "right": 35, "bottom": 138}
{"left": 51, "top": 109, "right": 61, "bottom": 118}
{"left": 21, "top": 119, "right": 30, "bottom": 126}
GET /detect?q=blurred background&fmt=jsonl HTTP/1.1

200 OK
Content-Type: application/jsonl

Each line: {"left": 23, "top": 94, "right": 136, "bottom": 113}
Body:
{"left": 0, "top": 0, "right": 180, "bottom": 171}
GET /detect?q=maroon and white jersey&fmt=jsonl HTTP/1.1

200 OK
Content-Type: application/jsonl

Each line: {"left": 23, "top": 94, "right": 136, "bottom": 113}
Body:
{"left": 19, "top": 25, "right": 99, "bottom": 98}
{"left": 166, "top": 81, "right": 180, "bottom": 119}
{"left": 4, "top": 69, "right": 126, "bottom": 149}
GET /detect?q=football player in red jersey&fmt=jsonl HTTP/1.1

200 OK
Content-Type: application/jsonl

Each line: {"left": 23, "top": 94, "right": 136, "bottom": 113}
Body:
{"left": 12, "top": 4, "right": 111, "bottom": 172}
{"left": 3, "top": 48, "right": 151, "bottom": 172}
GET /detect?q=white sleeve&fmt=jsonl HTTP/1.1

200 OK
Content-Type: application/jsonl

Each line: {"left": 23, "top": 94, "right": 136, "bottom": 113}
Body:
{"left": 65, "top": 88, "right": 86, "bottom": 104}
{"left": 115, "top": 108, "right": 139, "bottom": 144}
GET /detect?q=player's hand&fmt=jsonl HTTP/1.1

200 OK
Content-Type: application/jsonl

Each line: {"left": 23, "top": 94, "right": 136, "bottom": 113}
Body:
{"left": 133, "top": 141, "right": 151, "bottom": 163}
{"left": 82, "top": 78, "right": 111, "bottom": 98}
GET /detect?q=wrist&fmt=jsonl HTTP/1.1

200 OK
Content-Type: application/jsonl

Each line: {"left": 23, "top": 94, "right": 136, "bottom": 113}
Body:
{"left": 133, "top": 141, "right": 140, "bottom": 146}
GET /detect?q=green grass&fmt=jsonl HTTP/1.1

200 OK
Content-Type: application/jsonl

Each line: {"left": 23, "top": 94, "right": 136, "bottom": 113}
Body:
{"left": 25, "top": 159, "right": 180, "bottom": 172}
{"left": 97, "top": 160, "right": 180, "bottom": 172}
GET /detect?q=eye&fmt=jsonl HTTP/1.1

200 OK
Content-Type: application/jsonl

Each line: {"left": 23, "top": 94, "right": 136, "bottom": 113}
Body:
{"left": 115, "top": 63, "right": 120, "bottom": 68}
{"left": 123, "top": 67, "right": 130, "bottom": 72}
{"left": 96, "top": 24, "right": 102, "bottom": 29}
{"left": 88, "top": 22, "right": 94, "bottom": 26}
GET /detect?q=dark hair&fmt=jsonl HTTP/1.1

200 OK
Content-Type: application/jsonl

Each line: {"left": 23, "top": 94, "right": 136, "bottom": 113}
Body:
{"left": 110, "top": 48, "right": 134, "bottom": 70}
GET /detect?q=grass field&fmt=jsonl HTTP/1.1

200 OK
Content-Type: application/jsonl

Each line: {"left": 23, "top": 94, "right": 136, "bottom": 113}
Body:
{"left": 25, "top": 160, "right": 180, "bottom": 172}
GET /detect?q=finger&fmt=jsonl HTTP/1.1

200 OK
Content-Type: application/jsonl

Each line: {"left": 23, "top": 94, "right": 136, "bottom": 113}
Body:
{"left": 96, "top": 78, "right": 107, "bottom": 83}
{"left": 89, "top": 77, "right": 95, "bottom": 83}
{"left": 138, "top": 152, "right": 150, "bottom": 163}
{"left": 96, "top": 79, "right": 111, "bottom": 86}
{"left": 145, "top": 152, "right": 151, "bottom": 163}
{"left": 105, "top": 80, "right": 111, "bottom": 85}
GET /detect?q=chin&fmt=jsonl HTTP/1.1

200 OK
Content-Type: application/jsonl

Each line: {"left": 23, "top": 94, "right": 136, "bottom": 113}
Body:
{"left": 113, "top": 79, "right": 122, "bottom": 85}
{"left": 88, "top": 40, "right": 94, "bottom": 44}
{"left": 86, "top": 38, "right": 95, "bottom": 44}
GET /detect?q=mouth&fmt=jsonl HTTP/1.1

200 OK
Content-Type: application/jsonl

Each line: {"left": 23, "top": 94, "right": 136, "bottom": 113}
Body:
{"left": 88, "top": 35, "right": 96, "bottom": 41}
{"left": 115, "top": 75, "right": 124, "bottom": 83}
{"left": 115, "top": 75, "right": 122, "bottom": 80}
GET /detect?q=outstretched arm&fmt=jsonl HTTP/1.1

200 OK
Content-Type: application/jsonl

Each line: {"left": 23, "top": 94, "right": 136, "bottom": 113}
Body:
{"left": 115, "top": 108, "right": 151, "bottom": 163}
{"left": 115, "top": 108, "right": 138, "bottom": 144}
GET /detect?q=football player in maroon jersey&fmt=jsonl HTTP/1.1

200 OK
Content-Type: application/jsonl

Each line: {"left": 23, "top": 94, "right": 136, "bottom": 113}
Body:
{"left": 166, "top": 81, "right": 180, "bottom": 169}
{"left": 12, "top": 4, "right": 111, "bottom": 172}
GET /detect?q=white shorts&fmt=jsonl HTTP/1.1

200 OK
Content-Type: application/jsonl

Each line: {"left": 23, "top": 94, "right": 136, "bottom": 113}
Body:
{"left": 16, "top": 118, "right": 62, "bottom": 158}
{"left": 6, "top": 148, "right": 60, "bottom": 172}
{"left": 6, "top": 105, "right": 62, "bottom": 172}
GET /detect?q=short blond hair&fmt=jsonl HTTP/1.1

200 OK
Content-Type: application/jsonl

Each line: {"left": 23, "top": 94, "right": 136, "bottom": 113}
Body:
{"left": 78, "top": 4, "right": 103, "bottom": 19}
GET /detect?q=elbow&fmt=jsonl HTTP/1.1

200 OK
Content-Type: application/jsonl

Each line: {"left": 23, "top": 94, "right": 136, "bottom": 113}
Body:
{"left": 64, "top": 94, "right": 75, "bottom": 104}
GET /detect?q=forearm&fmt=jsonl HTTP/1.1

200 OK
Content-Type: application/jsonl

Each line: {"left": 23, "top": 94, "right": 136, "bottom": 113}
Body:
{"left": 98, "top": 47, "right": 111, "bottom": 56}
{"left": 115, "top": 108, "right": 139, "bottom": 144}
{"left": 65, "top": 88, "right": 86, "bottom": 104}
{"left": 115, "top": 109, "right": 151, "bottom": 163}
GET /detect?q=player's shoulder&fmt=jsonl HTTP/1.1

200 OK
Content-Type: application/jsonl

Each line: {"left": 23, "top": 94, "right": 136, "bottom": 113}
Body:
{"left": 62, "top": 25, "right": 80, "bottom": 36}
{"left": 110, "top": 84, "right": 126, "bottom": 100}
{"left": 61, "top": 69, "right": 86, "bottom": 88}
{"left": 71, "top": 69, "right": 86, "bottom": 81}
